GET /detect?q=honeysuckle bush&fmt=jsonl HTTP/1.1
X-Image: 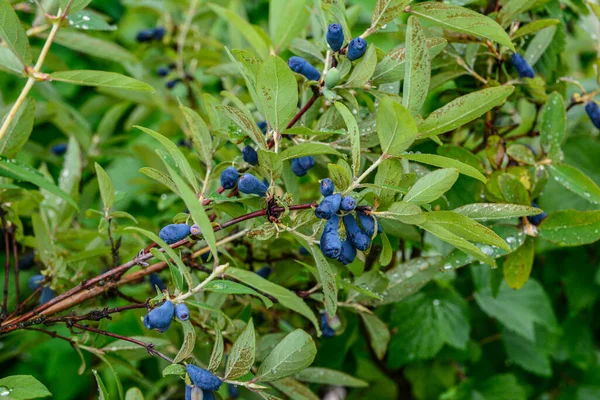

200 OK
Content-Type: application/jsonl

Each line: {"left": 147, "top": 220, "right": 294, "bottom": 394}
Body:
{"left": 1, "top": 0, "right": 600, "bottom": 399}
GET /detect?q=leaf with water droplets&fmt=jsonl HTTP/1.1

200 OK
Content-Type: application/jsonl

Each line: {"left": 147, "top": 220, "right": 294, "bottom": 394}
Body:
{"left": 453, "top": 203, "right": 543, "bottom": 220}
{"left": 380, "top": 257, "right": 442, "bottom": 305}
{"left": 0, "top": 375, "right": 52, "bottom": 399}
{"left": 503, "top": 237, "right": 534, "bottom": 290}
{"left": 404, "top": 168, "right": 459, "bottom": 205}
{"left": 403, "top": 16, "right": 430, "bottom": 116}
{"left": 310, "top": 247, "right": 337, "bottom": 318}
{"left": 540, "top": 92, "right": 566, "bottom": 163}
{"left": 225, "top": 319, "right": 256, "bottom": 380}
{"left": 538, "top": 210, "right": 600, "bottom": 246}
{"left": 549, "top": 164, "right": 600, "bottom": 205}
{"left": 402, "top": 153, "right": 487, "bottom": 183}
{"left": 256, "top": 329, "right": 317, "bottom": 382}
{"left": 369, "top": 0, "right": 411, "bottom": 35}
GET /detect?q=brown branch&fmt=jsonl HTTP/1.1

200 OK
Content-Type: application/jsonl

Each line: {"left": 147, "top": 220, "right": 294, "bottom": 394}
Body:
{"left": 286, "top": 93, "right": 319, "bottom": 130}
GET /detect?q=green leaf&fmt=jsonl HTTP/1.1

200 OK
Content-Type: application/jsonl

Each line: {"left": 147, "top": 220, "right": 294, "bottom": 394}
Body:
{"left": 59, "top": 0, "right": 92, "bottom": 14}
{"left": 0, "top": 98, "right": 35, "bottom": 158}
{"left": 539, "top": 92, "right": 566, "bottom": 162}
{"left": 124, "top": 387, "right": 145, "bottom": 400}
{"left": 404, "top": 168, "right": 459, "bottom": 205}
{"left": 334, "top": 103, "right": 360, "bottom": 176}
{"left": 0, "top": 375, "right": 51, "bottom": 399}
{"left": 49, "top": 70, "right": 153, "bottom": 92}
{"left": 225, "top": 319, "right": 256, "bottom": 380}
{"left": 538, "top": 210, "right": 600, "bottom": 246}
{"left": 402, "top": 153, "right": 486, "bottom": 183}
{"left": 180, "top": 106, "right": 213, "bottom": 167}
{"left": 93, "top": 370, "right": 110, "bottom": 400}
{"left": 498, "top": 173, "right": 530, "bottom": 205}
{"left": 67, "top": 10, "right": 115, "bottom": 30}
{"left": 226, "top": 267, "right": 321, "bottom": 335}
{"left": 173, "top": 319, "right": 196, "bottom": 364}
{"left": 360, "top": 313, "right": 390, "bottom": 360}
{"left": 419, "top": 86, "right": 514, "bottom": 138}
{"left": 270, "top": 378, "right": 319, "bottom": 400}
{"left": 268, "top": 0, "right": 311, "bottom": 52}
{"left": 0, "top": 0, "right": 31, "bottom": 65}
{"left": 328, "top": 161, "right": 352, "bottom": 191}
{"left": 499, "top": 0, "right": 551, "bottom": 27}
{"left": 549, "top": 164, "right": 600, "bottom": 204}
{"left": 204, "top": 280, "right": 273, "bottom": 308}
{"left": 258, "top": 150, "right": 283, "bottom": 182}
{"left": 380, "top": 256, "right": 442, "bottom": 305}
{"left": 453, "top": 203, "right": 543, "bottom": 220}
{"left": 0, "top": 46, "right": 23, "bottom": 75}
{"left": 219, "top": 105, "right": 268, "bottom": 150}
{"left": 403, "top": 16, "right": 430, "bottom": 116}
{"left": 94, "top": 163, "right": 115, "bottom": 210}
{"left": 409, "top": 2, "right": 515, "bottom": 51}
{"left": 310, "top": 246, "right": 338, "bottom": 318}
{"left": 208, "top": 324, "right": 224, "bottom": 372}
{"left": 376, "top": 201, "right": 425, "bottom": 225}
{"left": 503, "top": 237, "right": 535, "bottom": 290}
{"left": 512, "top": 19, "right": 560, "bottom": 40}
{"left": 295, "top": 367, "right": 368, "bottom": 388}
{"left": 256, "top": 329, "right": 317, "bottom": 382}
{"left": 53, "top": 30, "right": 136, "bottom": 65}
{"left": 502, "top": 328, "right": 552, "bottom": 377}
{"left": 279, "top": 143, "right": 344, "bottom": 160}
{"left": 377, "top": 97, "right": 418, "bottom": 156}
{"left": 257, "top": 56, "right": 298, "bottom": 133}
{"left": 524, "top": 25, "right": 557, "bottom": 67}
{"left": 0, "top": 157, "right": 79, "bottom": 210}
{"left": 345, "top": 45, "right": 377, "bottom": 88}
{"left": 369, "top": 0, "right": 411, "bottom": 35}
{"left": 136, "top": 126, "right": 199, "bottom": 193}
{"left": 139, "top": 167, "right": 180, "bottom": 195}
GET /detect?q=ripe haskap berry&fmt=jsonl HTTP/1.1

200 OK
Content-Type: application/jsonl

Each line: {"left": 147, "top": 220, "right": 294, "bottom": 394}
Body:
{"left": 149, "top": 273, "right": 166, "bottom": 291}
{"left": 320, "top": 178, "right": 335, "bottom": 196}
{"left": 152, "top": 27, "right": 166, "bottom": 41}
{"left": 40, "top": 287, "right": 56, "bottom": 305}
{"left": 338, "top": 240, "right": 357, "bottom": 265}
{"left": 159, "top": 223, "right": 191, "bottom": 244}
{"left": 315, "top": 193, "right": 342, "bottom": 220}
{"left": 347, "top": 37, "right": 367, "bottom": 61}
{"left": 256, "top": 266, "right": 272, "bottom": 279}
{"left": 185, "top": 385, "right": 213, "bottom": 400}
{"left": 175, "top": 303, "right": 190, "bottom": 321}
{"left": 228, "top": 384, "right": 240, "bottom": 399}
{"left": 51, "top": 143, "right": 68, "bottom": 156}
{"left": 257, "top": 121, "right": 268, "bottom": 134}
{"left": 342, "top": 214, "right": 371, "bottom": 251}
{"left": 288, "top": 56, "right": 321, "bottom": 81}
{"left": 238, "top": 173, "right": 268, "bottom": 197}
{"left": 326, "top": 23, "right": 344, "bottom": 52}
{"left": 291, "top": 156, "right": 315, "bottom": 176}
{"left": 320, "top": 215, "right": 342, "bottom": 258}
{"left": 28, "top": 275, "right": 44, "bottom": 291}
{"left": 186, "top": 364, "right": 222, "bottom": 391}
{"left": 585, "top": 102, "right": 600, "bottom": 129}
{"left": 357, "top": 211, "right": 383, "bottom": 237}
{"left": 220, "top": 167, "right": 240, "bottom": 189}
{"left": 157, "top": 66, "right": 169, "bottom": 77}
{"left": 511, "top": 53, "right": 535, "bottom": 79}
{"left": 136, "top": 29, "right": 154, "bottom": 42}
{"left": 144, "top": 300, "right": 175, "bottom": 332}
{"left": 325, "top": 68, "right": 341, "bottom": 89}
{"left": 166, "top": 79, "right": 181, "bottom": 89}
{"left": 242, "top": 146, "right": 259, "bottom": 166}
{"left": 340, "top": 196, "right": 356, "bottom": 211}
{"left": 527, "top": 201, "right": 548, "bottom": 226}
{"left": 18, "top": 251, "right": 35, "bottom": 270}
{"left": 321, "top": 313, "right": 335, "bottom": 337}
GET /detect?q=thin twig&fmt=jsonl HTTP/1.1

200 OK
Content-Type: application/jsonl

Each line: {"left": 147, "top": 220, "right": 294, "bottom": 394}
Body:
{"left": 1, "top": 211, "right": 10, "bottom": 318}
{"left": 11, "top": 230, "right": 20, "bottom": 311}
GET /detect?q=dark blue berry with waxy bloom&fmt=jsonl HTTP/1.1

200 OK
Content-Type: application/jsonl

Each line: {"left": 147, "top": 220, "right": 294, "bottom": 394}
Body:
{"left": 288, "top": 56, "right": 321, "bottom": 81}
{"left": 144, "top": 300, "right": 175, "bottom": 332}
{"left": 186, "top": 364, "right": 222, "bottom": 391}
{"left": 40, "top": 287, "right": 56, "bottom": 305}
{"left": 257, "top": 121, "right": 268, "bottom": 134}
{"left": 357, "top": 211, "right": 383, "bottom": 237}
{"left": 51, "top": 143, "right": 68, "bottom": 156}
{"left": 228, "top": 384, "right": 240, "bottom": 398}
{"left": 175, "top": 303, "right": 190, "bottom": 321}
{"left": 585, "top": 101, "right": 600, "bottom": 129}
{"left": 338, "top": 240, "right": 356, "bottom": 265}
{"left": 242, "top": 146, "right": 259, "bottom": 166}
{"left": 28, "top": 274, "right": 44, "bottom": 291}
{"left": 153, "top": 27, "right": 166, "bottom": 41}
{"left": 18, "top": 251, "right": 35, "bottom": 270}
{"left": 340, "top": 196, "right": 356, "bottom": 211}
{"left": 136, "top": 29, "right": 154, "bottom": 42}
{"left": 149, "top": 273, "right": 166, "bottom": 291}
{"left": 326, "top": 23, "right": 344, "bottom": 52}
{"left": 321, "top": 313, "right": 335, "bottom": 337}
{"left": 291, "top": 156, "right": 315, "bottom": 176}
{"left": 320, "top": 215, "right": 342, "bottom": 259}
{"left": 342, "top": 214, "right": 371, "bottom": 251}
{"left": 157, "top": 66, "right": 169, "bottom": 77}
{"left": 315, "top": 193, "right": 342, "bottom": 220}
{"left": 527, "top": 201, "right": 547, "bottom": 226}
{"left": 166, "top": 79, "right": 180, "bottom": 89}
{"left": 511, "top": 53, "right": 535, "bottom": 79}
{"left": 185, "top": 385, "right": 212, "bottom": 400}
{"left": 256, "top": 266, "right": 272, "bottom": 279}
{"left": 220, "top": 167, "right": 240, "bottom": 189}
{"left": 347, "top": 37, "right": 367, "bottom": 61}
{"left": 238, "top": 173, "right": 268, "bottom": 197}
{"left": 320, "top": 178, "right": 334, "bottom": 196}
{"left": 159, "top": 224, "right": 191, "bottom": 244}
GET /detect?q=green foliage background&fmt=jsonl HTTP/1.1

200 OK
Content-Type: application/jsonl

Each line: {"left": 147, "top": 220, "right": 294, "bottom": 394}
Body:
{"left": 0, "top": 0, "right": 600, "bottom": 399}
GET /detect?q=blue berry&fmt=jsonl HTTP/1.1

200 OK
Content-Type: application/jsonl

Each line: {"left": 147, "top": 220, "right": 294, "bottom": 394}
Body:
{"left": 585, "top": 102, "right": 600, "bottom": 129}
{"left": 228, "top": 384, "right": 240, "bottom": 399}
{"left": 157, "top": 66, "right": 169, "bottom": 77}
{"left": 511, "top": 53, "right": 535, "bottom": 79}
{"left": 159, "top": 224, "right": 191, "bottom": 244}
{"left": 220, "top": 167, "right": 240, "bottom": 189}
{"left": 166, "top": 79, "right": 181, "bottom": 89}
{"left": 51, "top": 143, "right": 68, "bottom": 156}
{"left": 186, "top": 364, "right": 222, "bottom": 391}
{"left": 256, "top": 266, "right": 272, "bottom": 279}
{"left": 152, "top": 27, "right": 166, "bottom": 41}
{"left": 175, "top": 303, "right": 190, "bottom": 321}
{"left": 527, "top": 201, "right": 548, "bottom": 226}
{"left": 320, "top": 178, "right": 335, "bottom": 196}
{"left": 257, "top": 121, "right": 268, "bottom": 134}
{"left": 242, "top": 146, "right": 259, "bottom": 166}
{"left": 288, "top": 56, "right": 321, "bottom": 81}
{"left": 315, "top": 193, "right": 342, "bottom": 220}
{"left": 149, "top": 273, "right": 166, "bottom": 291}
{"left": 340, "top": 196, "right": 356, "bottom": 211}
{"left": 40, "top": 287, "right": 56, "bottom": 305}
{"left": 338, "top": 240, "right": 356, "bottom": 265}
{"left": 320, "top": 215, "right": 342, "bottom": 259}
{"left": 321, "top": 313, "right": 335, "bottom": 337}
{"left": 326, "top": 23, "right": 344, "bottom": 52}
{"left": 144, "top": 301, "right": 175, "bottom": 332}
{"left": 347, "top": 37, "right": 367, "bottom": 61}
{"left": 299, "top": 246, "right": 310, "bottom": 255}
{"left": 200, "top": 252, "right": 211, "bottom": 263}
{"left": 136, "top": 29, "right": 154, "bottom": 42}
{"left": 238, "top": 173, "right": 268, "bottom": 197}
{"left": 18, "top": 251, "right": 35, "bottom": 270}
{"left": 28, "top": 274, "right": 44, "bottom": 291}
{"left": 357, "top": 211, "right": 383, "bottom": 237}
{"left": 291, "top": 159, "right": 308, "bottom": 176}
{"left": 342, "top": 214, "right": 371, "bottom": 251}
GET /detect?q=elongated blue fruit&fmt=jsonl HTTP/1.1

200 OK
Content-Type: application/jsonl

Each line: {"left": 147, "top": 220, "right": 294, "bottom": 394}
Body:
{"left": 320, "top": 215, "right": 342, "bottom": 259}
{"left": 28, "top": 275, "right": 44, "bottom": 291}
{"left": 357, "top": 211, "right": 383, "bottom": 237}
{"left": 320, "top": 178, "right": 335, "bottom": 196}
{"left": 159, "top": 224, "right": 191, "bottom": 244}
{"left": 315, "top": 194, "right": 342, "bottom": 220}
{"left": 220, "top": 167, "right": 240, "bottom": 189}
{"left": 143, "top": 301, "right": 175, "bottom": 332}
{"left": 256, "top": 266, "right": 272, "bottom": 279}
{"left": 511, "top": 53, "right": 535, "bottom": 79}
{"left": 342, "top": 214, "right": 371, "bottom": 251}
{"left": 242, "top": 146, "right": 259, "bottom": 166}
{"left": 321, "top": 313, "right": 335, "bottom": 337}
{"left": 326, "top": 23, "right": 344, "bottom": 52}
{"left": 347, "top": 37, "right": 367, "bottom": 61}
{"left": 40, "top": 287, "right": 56, "bottom": 305}
{"left": 338, "top": 240, "right": 356, "bottom": 265}
{"left": 291, "top": 156, "right": 315, "bottom": 176}
{"left": 585, "top": 101, "right": 600, "bottom": 129}
{"left": 186, "top": 364, "right": 222, "bottom": 391}
{"left": 288, "top": 56, "right": 321, "bottom": 81}
{"left": 238, "top": 173, "right": 268, "bottom": 197}
{"left": 175, "top": 303, "right": 190, "bottom": 321}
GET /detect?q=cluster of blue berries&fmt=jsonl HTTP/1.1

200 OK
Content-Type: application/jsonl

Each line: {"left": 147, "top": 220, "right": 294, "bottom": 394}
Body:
{"left": 143, "top": 300, "right": 189, "bottom": 332}
{"left": 585, "top": 101, "right": 600, "bottom": 130}
{"left": 136, "top": 27, "right": 166, "bottom": 43}
{"left": 28, "top": 275, "right": 55, "bottom": 304}
{"left": 291, "top": 156, "right": 315, "bottom": 176}
{"left": 511, "top": 53, "right": 535, "bottom": 79}
{"left": 220, "top": 167, "right": 269, "bottom": 197}
{"left": 316, "top": 179, "right": 382, "bottom": 264}
{"left": 185, "top": 364, "right": 221, "bottom": 399}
